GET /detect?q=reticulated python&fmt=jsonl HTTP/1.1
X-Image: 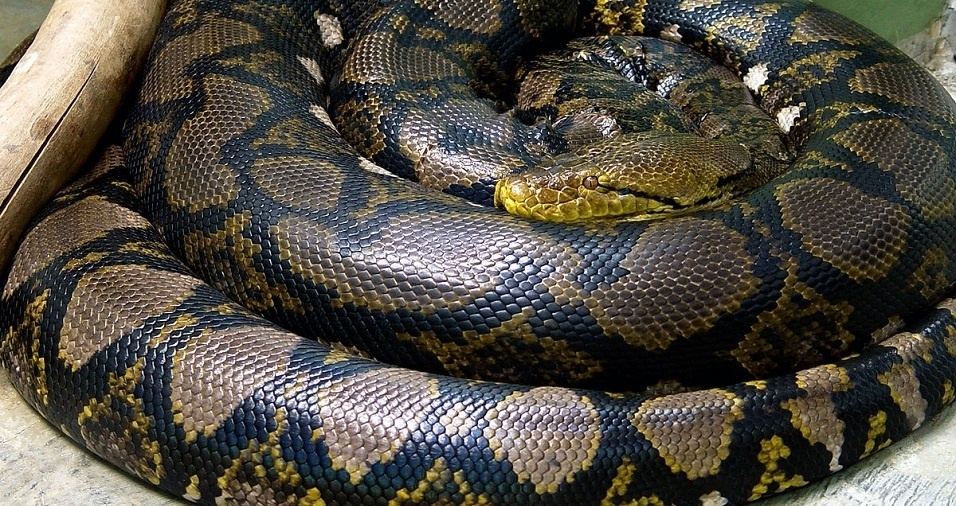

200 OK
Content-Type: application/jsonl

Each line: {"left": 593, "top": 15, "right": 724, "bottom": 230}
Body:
{"left": 3, "top": 0, "right": 956, "bottom": 504}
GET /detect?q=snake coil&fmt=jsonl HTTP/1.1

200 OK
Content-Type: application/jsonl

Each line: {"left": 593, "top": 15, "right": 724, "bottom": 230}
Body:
{"left": 4, "top": 0, "right": 956, "bottom": 504}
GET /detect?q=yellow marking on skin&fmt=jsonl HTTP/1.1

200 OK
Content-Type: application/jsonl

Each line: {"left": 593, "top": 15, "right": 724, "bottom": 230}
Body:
{"left": 770, "top": 51, "right": 860, "bottom": 112}
{"left": 214, "top": 408, "right": 315, "bottom": 504}
{"left": 593, "top": 0, "right": 647, "bottom": 33}
{"left": 62, "top": 251, "right": 111, "bottom": 272}
{"left": 697, "top": 3, "right": 781, "bottom": 61}
{"left": 77, "top": 360, "right": 164, "bottom": 486}
{"left": 602, "top": 457, "right": 658, "bottom": 505}
{"left": 2, "top": 290, "right": 51, "bottom": 407}
{"left": 861, "top": 410, "right": 891, "bottom": 458}
{"left": 389, "top": 458, "right": 492, "bottom": 505}
{"left": 943, "top": 381, "right": 955, "bottom": 405}
{"left": 732, "top": 250, "right": 854, "bottom": 376}
{"left": 485, "top": 387, "right": 601, "bottom": 495}
{"left": 397, "top": 315, "right": 606, "bottom": 385}
{"left": 183, "top": 475, "right": 202, "bottom": 502}
{"left": 748, "top": 436, "right": 808, "bottom": 500}
{"left": 633, "top": 389, "right": 744, "bottom": 480}
{"left": 907, "top": 247, "right": 952, "bottom": 301}
{"left": 182, "top": 211, "right": 311, "bottom": 316}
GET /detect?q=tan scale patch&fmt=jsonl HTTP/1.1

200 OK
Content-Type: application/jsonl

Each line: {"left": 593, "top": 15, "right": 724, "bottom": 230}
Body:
{"left": 748, "top": 436, "right": 808, "bottom": 500}
{"left": 170, "top": 325, "right": 302, "bottom": 441}
{"left": 247, "top": 154, "right": 342, "bottom": 213}
{"left": 679, "top": 0, "right": 727, "bottom": 12}
{"left": 632, "top": 389, "right": 744, "bottom": 480}
{"left": 877, "top": 333, "right": 932, "bottom": 430}
{"left": 272, "top": 213, "right": 350, "bottom": 305}
{"left": 4, "top": 197, "right": 151, "bottom": 297}
{"left": 775, "top": 177, "right": 910, "bottom": 283}
{"left": 788, "top": 8, "right": 881, "bottom": 46}
{"left": 166, "top": 74, "right": 272, "bottom": 214}
{"left": 417, "top": 0, "right": 502, "bottom": 35}
{"left": 314, "top": 12, "right": 343, "bottom": 48}
{"left": 484, "top": 387, "right": 601, "bottom": 495}
{"left": 700, "top": 491, "right": 730, "bottom": 506}
{"left": 850, "top": 62, "right": 956, "bottom": 121}
{"left": 832, "top": 117, "right": 955, "bottom": 220}
{"left": 599, "top": 218, "right": 760, "bottom": 350}
{"left": 781, "top": 364, "right": 852, "bottom": 472}
{"left": 298, "top": 56, "right": 325, "bottom": 87}
{"left": 941, "top": 302, "right": 956, "bottom": 356}
{"left": 143, "top": 12, "right": 261, "bottom": 105}
{"left": 343, "top": 30, "right": 465, "bottom": 84}
{"left": 317, "top": 368, "right": 438, "bottom": 485}
{"left": 272, "top": 209, "right": 504, "bottom": 315}
{"left": 704, "top": 3, "right": 782, "bottom": 59}
{"left": 59, "top": 265, "right": 203, "bottom": 371}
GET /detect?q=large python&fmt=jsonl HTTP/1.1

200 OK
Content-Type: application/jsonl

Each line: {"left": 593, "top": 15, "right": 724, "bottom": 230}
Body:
{"left": 3, "top": 0, "right": 956, "bottom": 504}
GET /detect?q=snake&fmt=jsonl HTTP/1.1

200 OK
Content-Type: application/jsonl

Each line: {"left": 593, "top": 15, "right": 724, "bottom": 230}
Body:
{"left": 3, "top": 0, "right": 956, "bottom": 504}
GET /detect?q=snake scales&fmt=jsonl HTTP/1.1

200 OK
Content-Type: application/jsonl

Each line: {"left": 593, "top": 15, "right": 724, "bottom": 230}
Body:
{"left": 4, "top": 0, "right": 956, "bottom": 504}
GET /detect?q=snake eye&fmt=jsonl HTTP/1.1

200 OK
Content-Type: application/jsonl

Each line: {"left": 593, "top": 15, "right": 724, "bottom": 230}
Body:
{"left": 583, "top": 175, "right": 599, "bottom": 190}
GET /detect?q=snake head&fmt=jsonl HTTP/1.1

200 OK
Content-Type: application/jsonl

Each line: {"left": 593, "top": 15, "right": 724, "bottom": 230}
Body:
{"left": 494, "top": 161, "right": 662, "bottom": 222}
{"left": 494, "top": 133, "right": 753, "bottom": 222}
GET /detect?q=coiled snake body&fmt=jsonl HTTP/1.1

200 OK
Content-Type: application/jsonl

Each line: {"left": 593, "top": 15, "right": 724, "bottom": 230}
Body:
{"left": 4, "top": 0, "right": 956, "bottom": 504}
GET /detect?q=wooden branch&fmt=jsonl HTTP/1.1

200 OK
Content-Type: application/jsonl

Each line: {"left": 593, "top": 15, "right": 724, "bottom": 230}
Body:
{"left": 0, "top": 0, "right": 167, "bottom": 274}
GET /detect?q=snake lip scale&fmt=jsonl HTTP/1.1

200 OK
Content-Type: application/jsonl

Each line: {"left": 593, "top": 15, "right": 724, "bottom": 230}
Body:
{"left": 4, "top": 0, "right": 956, "bottom": 504}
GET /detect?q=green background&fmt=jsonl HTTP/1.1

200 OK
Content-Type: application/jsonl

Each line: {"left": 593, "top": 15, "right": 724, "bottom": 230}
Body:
{"left": 814, "top": 0, "right": 947, "bottom": 43}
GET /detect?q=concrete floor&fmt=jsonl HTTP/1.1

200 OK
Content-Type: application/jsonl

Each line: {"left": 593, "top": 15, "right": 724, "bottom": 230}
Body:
{"left": 3, "top": 1, "right": 956, "bottom": 505}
